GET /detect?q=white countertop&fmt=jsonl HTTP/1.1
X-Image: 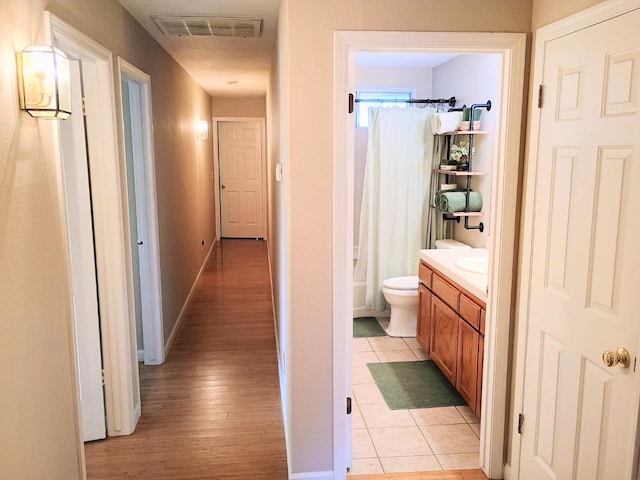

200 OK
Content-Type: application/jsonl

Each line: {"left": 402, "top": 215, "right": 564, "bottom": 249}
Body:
{"left": 419, "top": 248, "right": 488, "bottom": 303}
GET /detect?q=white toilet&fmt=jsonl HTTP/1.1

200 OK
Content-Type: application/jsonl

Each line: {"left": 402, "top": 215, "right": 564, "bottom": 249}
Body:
{"left": 382, "top": 239, "right": 470, "bottom": 337}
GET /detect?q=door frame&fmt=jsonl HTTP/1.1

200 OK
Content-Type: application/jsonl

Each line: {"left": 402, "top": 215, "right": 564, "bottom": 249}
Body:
{"left": 333, "top": 31, "right": 526, "bottom": 478}
{"left": 212, "top": 117, "right": 267, "bottom": 240}
{"left": 46, "top": 12, "right": 141, "bottom": 438}
{"left": 117, "top": 58, "right": 166, "bottom": 366}
{"left": 510, "top": 0, "right": 640, "bottom": 477}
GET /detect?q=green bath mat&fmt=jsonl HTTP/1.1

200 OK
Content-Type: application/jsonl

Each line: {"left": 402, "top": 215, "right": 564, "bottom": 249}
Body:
{"left": 367, "top": 360, "right": 467, "bottom": 410}
{"left": 353, "top": 317, "right": 387, "bottom": 338}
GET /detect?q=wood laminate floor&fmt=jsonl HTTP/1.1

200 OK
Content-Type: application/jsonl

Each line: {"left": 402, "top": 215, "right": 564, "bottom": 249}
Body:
{"left": 85, "top": 239, "right": 288, "bottom": 479}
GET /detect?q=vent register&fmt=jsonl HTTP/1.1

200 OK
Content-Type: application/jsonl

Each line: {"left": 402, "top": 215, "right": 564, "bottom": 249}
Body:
{"left": 152, "top": 16, "right": 263, "bottom": 38}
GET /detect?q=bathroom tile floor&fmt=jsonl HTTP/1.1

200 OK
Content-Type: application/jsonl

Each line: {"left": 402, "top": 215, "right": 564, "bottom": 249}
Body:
{"left": 349, "top": 318, "right": 481, "bottom": 476}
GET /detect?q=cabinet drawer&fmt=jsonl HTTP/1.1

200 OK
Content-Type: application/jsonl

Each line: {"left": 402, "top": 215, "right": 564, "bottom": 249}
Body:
{"left": 459, "top": 294, "right": 481, "bottom": 330}
{"left": 419, "top": 262, "right": 433, "bottom": 288}
{"left": 432, "top": 273, "right": 459, "bottom": 311}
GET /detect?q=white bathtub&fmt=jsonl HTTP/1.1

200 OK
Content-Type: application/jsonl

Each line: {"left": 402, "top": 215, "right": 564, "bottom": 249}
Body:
{"left": 353, "top": 247, "right": 390, "bottom": 318}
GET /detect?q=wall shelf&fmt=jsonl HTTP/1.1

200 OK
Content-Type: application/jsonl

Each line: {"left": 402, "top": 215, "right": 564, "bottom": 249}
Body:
{"left": 435, "top": 169, "right": 487, "bottom": 176}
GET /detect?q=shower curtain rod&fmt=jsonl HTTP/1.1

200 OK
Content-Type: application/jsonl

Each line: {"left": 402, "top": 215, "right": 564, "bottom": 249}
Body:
{"left": 354, "top": 96, "right": 456, "bottom": 107}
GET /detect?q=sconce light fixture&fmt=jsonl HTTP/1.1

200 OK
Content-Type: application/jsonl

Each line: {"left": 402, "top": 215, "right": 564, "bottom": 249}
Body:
{"left": 17, "top": 45, "right": 72, "bottom": 119}
{"left": 195, "top": 120, "right": 209, "bottom": 140}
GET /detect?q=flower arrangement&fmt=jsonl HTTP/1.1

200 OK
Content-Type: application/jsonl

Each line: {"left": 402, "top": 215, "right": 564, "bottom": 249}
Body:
{"left": 449, "top": 141, "right": 475, "bottom": 162}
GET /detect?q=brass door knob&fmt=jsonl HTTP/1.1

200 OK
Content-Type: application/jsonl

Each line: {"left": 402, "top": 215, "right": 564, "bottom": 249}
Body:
{"left": 602, "top": 347, "right": 631, "bottom": 368}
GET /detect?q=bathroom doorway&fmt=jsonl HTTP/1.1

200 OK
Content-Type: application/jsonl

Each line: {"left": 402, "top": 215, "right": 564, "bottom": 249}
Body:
{"left": 333, "top": 31, "right": 526, "bottom": 478}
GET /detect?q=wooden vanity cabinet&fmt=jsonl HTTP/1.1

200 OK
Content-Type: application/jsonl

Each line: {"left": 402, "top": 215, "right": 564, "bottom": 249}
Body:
{"left": 418, "top": 259, "right": 486, "bottom": 415}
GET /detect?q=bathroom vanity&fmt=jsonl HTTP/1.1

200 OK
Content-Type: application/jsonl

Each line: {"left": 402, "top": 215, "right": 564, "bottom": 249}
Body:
{"left": 417, "top": 248, "right": 488, "bottom": 416}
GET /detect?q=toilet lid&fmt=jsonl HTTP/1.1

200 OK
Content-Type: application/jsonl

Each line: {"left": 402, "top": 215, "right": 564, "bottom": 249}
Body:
{"left": 382, "top": 276, "right": 419, "bottom": 290}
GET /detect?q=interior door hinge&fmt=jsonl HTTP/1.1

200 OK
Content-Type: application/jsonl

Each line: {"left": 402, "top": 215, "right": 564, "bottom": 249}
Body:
{"left": 518, "top": 413, "right": 524, "bottom": 434}
{"left": 537, "top": 85, "right": 544, "bottom": 109}
{"left": 348, "top": 93, "right": 354, "bottom": 114}
{"left": 101, "top": 369, "right": 106, "bottom": 386}
{"left": 82, "top": 97, "right": 87, "bottom": 116}
{"left": 347, "top": 397, "right": 352, "bottom": 415}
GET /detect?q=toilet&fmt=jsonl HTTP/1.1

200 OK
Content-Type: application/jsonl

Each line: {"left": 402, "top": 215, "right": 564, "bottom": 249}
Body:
{"left": 382, "top": 239, "right": 470, "bottom": 337}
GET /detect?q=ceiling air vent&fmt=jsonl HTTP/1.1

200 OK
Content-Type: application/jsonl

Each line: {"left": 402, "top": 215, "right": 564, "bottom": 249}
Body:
{"left": 152, "top": 16, "right": 263, "bottom": 38}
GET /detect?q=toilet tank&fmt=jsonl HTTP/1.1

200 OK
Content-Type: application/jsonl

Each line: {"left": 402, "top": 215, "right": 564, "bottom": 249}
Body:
{"left": 435, "top": 239, "right": 471, "bottom": 249}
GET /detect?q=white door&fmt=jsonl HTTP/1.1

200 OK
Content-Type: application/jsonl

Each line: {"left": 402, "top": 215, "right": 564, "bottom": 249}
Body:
{"left": 519, "top": 8, "right": 640, "bottom": 478}
{"left": 218, "top": 121, "right": 265, "bottom": 238}
{"left": 59, "top": 60, "right": 106, "bottom": 442}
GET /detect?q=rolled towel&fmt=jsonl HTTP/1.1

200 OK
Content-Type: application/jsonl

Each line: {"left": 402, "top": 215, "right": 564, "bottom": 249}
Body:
{"left": 430, "top": 112, "right": 462, "bottom": 134}
{"left": 435, "top": 190, "right": 483, "bottom": 213}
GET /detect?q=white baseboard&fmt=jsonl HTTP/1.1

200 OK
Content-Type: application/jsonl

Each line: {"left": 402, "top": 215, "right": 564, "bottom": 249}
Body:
{"left": 290, "top": 472, "right": 335, "bottom": 480}
{"left": 164, "top": 239, "right": 216, "bottom": 358}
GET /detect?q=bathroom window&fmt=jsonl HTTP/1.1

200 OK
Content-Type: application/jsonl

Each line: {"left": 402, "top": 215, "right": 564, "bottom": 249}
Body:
{"left": 356, "top": 90, "right": 413, "bottom": 128}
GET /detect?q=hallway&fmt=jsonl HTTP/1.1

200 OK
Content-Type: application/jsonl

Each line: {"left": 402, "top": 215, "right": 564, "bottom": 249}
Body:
{"left": 84, "top": 239, "right": 288, "bottom": 479}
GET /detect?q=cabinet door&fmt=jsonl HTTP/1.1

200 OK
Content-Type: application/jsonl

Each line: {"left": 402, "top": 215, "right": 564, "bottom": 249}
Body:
{"left": 430, "top": 295, "right": 458, "bottom": 385}
{"left": 457, "top": 319, "right": 479, "bottom": 411}
{"left": 476, "top": 334, "right": 484, "bottom": 417}
{"left": 417, "top": 284, "right": 431, "bottom": 353}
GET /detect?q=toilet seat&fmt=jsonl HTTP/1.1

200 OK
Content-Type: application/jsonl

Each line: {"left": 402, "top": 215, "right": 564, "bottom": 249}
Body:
{"left": 382, "top": 275, "right": 418, "bottom": 291}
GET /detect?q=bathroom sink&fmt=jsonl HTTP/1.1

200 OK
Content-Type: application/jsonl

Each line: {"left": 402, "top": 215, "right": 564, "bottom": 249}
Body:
{"left": 455, "top": 256, "right": 489, "bottom": 275}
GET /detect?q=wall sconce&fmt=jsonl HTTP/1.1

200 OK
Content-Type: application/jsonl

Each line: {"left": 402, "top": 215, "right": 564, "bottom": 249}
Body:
{"left": 195, "top": 120, "right": 209, "bottom": 140}
{"left": 17, "top": 45, "right": 72, "bottom": 119}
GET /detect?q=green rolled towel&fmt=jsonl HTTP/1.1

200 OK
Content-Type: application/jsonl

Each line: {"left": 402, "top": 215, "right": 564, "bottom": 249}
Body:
{"left": 435, "top": 190, "right": 483, "bottom": 213}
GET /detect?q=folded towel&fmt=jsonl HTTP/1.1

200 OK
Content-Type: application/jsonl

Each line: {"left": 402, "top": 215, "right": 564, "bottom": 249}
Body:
{"left": 435, "top": 190, "right": 483, "bottom": 213}
{"left": 430, "top": 112, "right": 462, "bottom": 134}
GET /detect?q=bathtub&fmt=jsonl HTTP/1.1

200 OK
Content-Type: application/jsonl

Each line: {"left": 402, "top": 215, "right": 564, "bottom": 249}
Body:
{"left": 353, "top": 246, "right": 390, "bottom": 318}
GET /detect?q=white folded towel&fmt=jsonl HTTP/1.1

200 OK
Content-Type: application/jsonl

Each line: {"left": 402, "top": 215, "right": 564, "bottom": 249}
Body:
{"left": 430, "top": 112, "right": 462, "bottom": 134}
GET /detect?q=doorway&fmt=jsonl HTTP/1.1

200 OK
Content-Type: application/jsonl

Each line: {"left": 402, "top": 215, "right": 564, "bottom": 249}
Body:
{"left": 333, "top": 31, "right": 526, "bottom": 478}
{"left": 48, "top": 12, "right": 141, "bottom": 440}
{"left": 118, "top": 58, "right": 165, "bottom": 366}
{"left": 213, "top": 118, "right": 267, "bottom": 240}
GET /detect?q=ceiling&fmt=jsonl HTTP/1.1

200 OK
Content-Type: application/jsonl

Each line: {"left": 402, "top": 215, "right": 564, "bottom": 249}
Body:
{"left": 118, "top": 0, "right": 280, "bottom": 97}
{"left": 118, "top": 1, "right": 459, "bottom": 99}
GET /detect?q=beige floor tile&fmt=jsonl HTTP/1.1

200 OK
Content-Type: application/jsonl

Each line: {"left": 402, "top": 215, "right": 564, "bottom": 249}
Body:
{"left": 403, "top": 337, "right": 422, "bottom": 350}
{"left": 352, "top": 403, "right": 366, "bottom": 429}
{"left": 380, "top": 455, "right": 442, "bottom": 473}
{"left": 368, "top": 426, "right": 432, "bottom": 457}
{"left": 353, "top": 350, "right": 380, "bottom": 368}
{"left": 368, "top": 336, "right": 411, "bottom": 352}
{"left": 420, "top": 424, "right": 480, "bottom": 454}
{"left": 359, "top": 403, "right": 416, "bottom": 429}
{"left": 353, "top": 337, "right": 373, "bottom": 352}
{"left": 412, "top": 349, "right": 431, "bottom": 360}
{"left": 353, "top": 383, "right": 387, "bottom": 405}
{"left": 348, "top": 458, "right": 384, "bottom": 476}
{"left": 456, "top": 406, "right": 480, "bottom": 424}
{"left": 410, "top": 407, "right": 466, "bottom": 426}
{"left": 352, "top": 428, "right": 377, "bottom": 459}
{"left": 376, "top": 350, "right": 421, "bottom": 363}
{"left": 469, "top": 422, "right": 481, "bottom": 438}
{"left": 436, "top": 452, "right": 480, "bottom": 470}
{"left": 352, "top": 366, "right": 376, "bottom": 385}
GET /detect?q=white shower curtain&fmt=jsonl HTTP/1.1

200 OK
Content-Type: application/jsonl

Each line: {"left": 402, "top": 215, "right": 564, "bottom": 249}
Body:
{"left": 354, "top": 106, "right": 436, "bottom": 311}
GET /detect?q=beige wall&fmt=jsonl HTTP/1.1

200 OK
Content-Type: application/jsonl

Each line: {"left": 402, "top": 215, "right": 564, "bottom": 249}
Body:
{"left": 275, "top": 0, "right": 533, "bottom": 475}
{"left": 1, "top": 0, "right": 214, "bottom": 477}
{"left": 212, "top": 96, "right": 266, "bottom": 118}
{"left": 532, "top": 0, "right": 603, "bottom": 28}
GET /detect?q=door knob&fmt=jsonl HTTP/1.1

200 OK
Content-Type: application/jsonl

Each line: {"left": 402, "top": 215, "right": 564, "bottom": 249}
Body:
{"left": 137, "top": 241, "right": 143, "bottom": 245}
{"left": 602, "top": 347, "right": 631, "bottom": 368}
{"left": 221, "top": 184, "right": 226, "bottom": 189}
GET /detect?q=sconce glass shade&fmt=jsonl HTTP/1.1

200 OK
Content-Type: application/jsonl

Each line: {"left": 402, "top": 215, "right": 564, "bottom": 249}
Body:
{"left": 17, "top": 45, "right": 72, "bottom": 119}
{"left": 195, "top": 120, "right": 209, "bottom": 140}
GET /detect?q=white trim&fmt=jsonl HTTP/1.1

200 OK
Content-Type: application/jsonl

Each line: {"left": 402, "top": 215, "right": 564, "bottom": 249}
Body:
{"left": 212, "top": 117, "right": 268, "bottom": 241}
{"left": 510, "top": 0, "right": 640, "bottom": 476}
{"left": 47, "top": 12, "right": 140, "bottom": 437}
{"left": 117, "top": 57, "right": 166, "bottom": 366}
{"left": 289, "top": 471, "right": 335, "bottom": 480}
{"left": 333, "top": 30, "right": 526, "bottom": 479}
{"left": 164, "top": 239, "right": 216, "bottom": 358}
